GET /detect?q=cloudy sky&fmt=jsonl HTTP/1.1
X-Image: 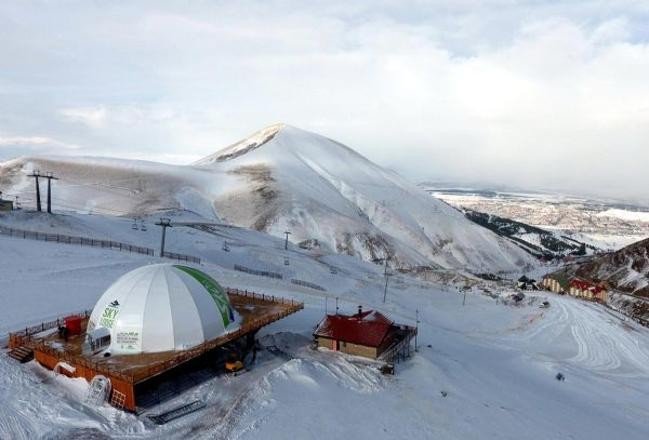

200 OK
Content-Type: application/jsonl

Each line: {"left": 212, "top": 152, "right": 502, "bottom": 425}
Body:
{"left": 1, "top": 1, "right": 648, "bottom": 201}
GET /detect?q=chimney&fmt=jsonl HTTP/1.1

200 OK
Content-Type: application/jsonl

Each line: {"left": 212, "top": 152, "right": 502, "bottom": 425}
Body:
{"left": 357, "top": 305, "right": 363, "bottom": 317}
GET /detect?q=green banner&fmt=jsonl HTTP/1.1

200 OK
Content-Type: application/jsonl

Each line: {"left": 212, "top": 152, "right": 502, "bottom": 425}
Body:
{"left": 175, "top": 265, "right": 231, "bottom": 327}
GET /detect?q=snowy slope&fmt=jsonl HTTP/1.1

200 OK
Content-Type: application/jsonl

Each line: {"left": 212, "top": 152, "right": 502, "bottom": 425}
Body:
{"left": 1, "top": 213, "right": 648, "bottom": 439}
{"left": 0, "top": 156, "right": 228, "bottom": 219}
{"left": 0, "top": 124, "right": 535, "bottom": 273}
{"left": 195, "top": 124, "right": 535, "bottom": 272}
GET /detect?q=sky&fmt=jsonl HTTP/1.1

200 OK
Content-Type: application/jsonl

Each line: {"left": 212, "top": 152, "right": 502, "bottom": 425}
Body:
{"left": 1, "top": 1, "right": 648, "bottom": 202}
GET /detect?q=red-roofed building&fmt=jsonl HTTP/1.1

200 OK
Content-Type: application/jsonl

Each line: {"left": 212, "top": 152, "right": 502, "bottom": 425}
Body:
{"left": 313, "top": 306, "right": 416, "bottom": 360}
{"left": 568, "top": 278, "right": 608, "bottom": 303}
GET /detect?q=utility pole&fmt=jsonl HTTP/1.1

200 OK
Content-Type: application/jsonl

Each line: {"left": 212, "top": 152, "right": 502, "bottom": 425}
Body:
{"left": 43, "top": 172, "right": 58, "bottom": 214}
{"left": 27, "top": 170, "right": 42, "bottom": 212}
{"left": 155, "top": 218, "right": 172, "bottom": 257}
{"left": 382, "top": 256, "right": 391, "bottom": 303}
{"left": 284, "top": 230, "right": 291, "bottom": 250}
{"left": 415, "top": 309, "right": 420, "bottom": 352}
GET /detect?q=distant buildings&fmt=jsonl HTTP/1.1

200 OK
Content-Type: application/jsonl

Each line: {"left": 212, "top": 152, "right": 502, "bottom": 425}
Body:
{"left": 541, "top": 276, "right": 564, "bottom": 294}
{"left": 517, "top": 275, "right": 538, "bottom": 290}
{"left": 541, "top": 275, "right": 608, "bottom": 303}
{"left": 568, "top": 279, "right": 608, "bottom": 303}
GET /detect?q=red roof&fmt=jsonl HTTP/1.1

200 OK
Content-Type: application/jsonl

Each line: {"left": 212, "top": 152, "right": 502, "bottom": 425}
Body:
{"left": 314, "top": 310, "right": 394, "bottom": 348}
{"left": 569, "top": 279, "right": 606, "bottom": 294}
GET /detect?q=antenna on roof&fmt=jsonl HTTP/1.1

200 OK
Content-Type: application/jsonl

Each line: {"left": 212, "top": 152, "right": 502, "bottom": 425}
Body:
{"left": 335, "top": 297, "right": 339, "bottom": 315}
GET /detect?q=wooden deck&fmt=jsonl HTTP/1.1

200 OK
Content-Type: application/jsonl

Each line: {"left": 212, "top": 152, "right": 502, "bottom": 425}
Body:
{"left": 9, "top": 289, "right": 303, "bottom": 411}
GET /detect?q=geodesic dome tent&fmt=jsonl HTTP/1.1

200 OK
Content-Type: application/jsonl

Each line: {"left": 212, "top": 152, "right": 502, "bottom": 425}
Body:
{"left": 87, "top": 264, "right": 240, "bottom": 355}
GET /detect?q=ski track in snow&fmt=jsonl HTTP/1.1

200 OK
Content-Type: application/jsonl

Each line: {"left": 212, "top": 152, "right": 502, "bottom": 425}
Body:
{"left": 498, "top": 296, "right": 649, "bottom": 379}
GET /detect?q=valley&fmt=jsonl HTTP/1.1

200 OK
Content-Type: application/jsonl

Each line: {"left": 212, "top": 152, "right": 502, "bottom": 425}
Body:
{"left": 424, "top": 186, "right": 649, "bottom": 252}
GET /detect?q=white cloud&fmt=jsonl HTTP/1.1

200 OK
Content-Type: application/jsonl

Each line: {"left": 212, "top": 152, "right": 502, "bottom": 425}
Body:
{"left": 0, "top": 135, "right": 81, "bottom": 150}
{"left": 1, "top": 1, "right": 648, "bottom": 200}
{"left": 59, "top": 106, "right": 107, "bottom": 128}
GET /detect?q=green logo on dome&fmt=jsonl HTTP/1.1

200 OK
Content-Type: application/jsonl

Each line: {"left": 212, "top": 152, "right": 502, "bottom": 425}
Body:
{"left": 99, "top": 300, "right": 120, "bottom": 329}
{"left": 175, "top": 265, "right": 231, "bottom": 327}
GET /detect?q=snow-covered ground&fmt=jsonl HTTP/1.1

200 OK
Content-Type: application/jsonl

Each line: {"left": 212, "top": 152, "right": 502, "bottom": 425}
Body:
{"left": 596, "top": 209, "right": 649, "bottom": 223}
{"left": 1, "top": 210, "right": 649, "bottom": 439}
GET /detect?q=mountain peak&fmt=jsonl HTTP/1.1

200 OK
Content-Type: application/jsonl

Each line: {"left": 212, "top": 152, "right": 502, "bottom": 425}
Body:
{"left": 194, "top": 123, "right": 287, "bottom": 166}
{"left": 194, "top": 123, "right": 377, "bottom": 169}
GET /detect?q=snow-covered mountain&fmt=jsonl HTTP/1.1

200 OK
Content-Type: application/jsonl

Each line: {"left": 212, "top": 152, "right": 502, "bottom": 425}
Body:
{"left": 0, "top": 123, "right": 535, "bottom": 272}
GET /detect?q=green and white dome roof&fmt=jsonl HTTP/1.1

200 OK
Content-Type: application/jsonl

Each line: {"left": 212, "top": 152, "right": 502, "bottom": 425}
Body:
{"left": 88, "top": 264, "right": 240, "bottom": 355}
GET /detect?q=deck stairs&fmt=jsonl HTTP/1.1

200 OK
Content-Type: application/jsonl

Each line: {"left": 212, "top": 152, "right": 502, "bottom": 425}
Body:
{"left": 7, "top": 346, "right": 34, "bottom": 363}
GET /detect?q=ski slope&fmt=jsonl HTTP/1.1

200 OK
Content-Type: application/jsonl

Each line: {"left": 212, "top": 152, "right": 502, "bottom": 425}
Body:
{"left": 1, "top": 211, "right": 648, "bottom": 440}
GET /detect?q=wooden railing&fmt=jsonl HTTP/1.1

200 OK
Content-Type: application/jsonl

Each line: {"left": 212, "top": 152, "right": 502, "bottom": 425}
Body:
{"left": 226, "top": 288, "right": 300, "bottom": 306}
{"left": 29, "top": 338, "right": 133, "bottom": 382}
{"left": 8, "top": 310, "right": 91, "bottom": 349}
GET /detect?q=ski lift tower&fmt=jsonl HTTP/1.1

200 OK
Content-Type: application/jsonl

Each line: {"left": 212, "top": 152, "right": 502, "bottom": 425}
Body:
{"left": 284, "top": 230, "right": 291, "bottom": 250}
{"left": 27, "top": 170, "right": 42, "bottom": 212}
{"left": 155, "top": 218, "right": 172, "bottom": 257}
{"left": 44, "top": 172, "right": 59, "bottom": 214}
